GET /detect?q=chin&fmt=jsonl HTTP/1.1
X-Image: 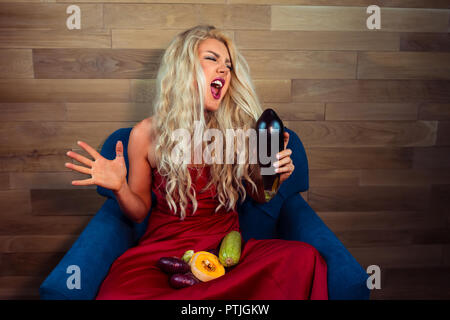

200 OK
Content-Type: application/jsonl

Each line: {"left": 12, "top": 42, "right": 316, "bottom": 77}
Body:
{"left": 205, "top": 102, "right": 221, "bottom": 112}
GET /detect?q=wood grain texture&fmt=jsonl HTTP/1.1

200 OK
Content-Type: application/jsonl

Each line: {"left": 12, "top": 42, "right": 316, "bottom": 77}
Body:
{"left": 236, "top": 30, "right": 399, "bottom": 51}
{"left": 50, "top": 0, "right": 450, "bottom": 9}
{"left": 0, "top": 103, "right": 65, "bottom": 121}
{"left": 0, "top": 49, "right": 33, "bottom": 79}
{"left": 308, "top": 186, "right": 431, "bottom": 211}
{"left": 55, "top": 0, "right": 226, "bottom": 2}
{"left": 413, "top": 147, "right": 450, "bottom": 168}
{"left": 400, "top": 32, "right": 450, "bottom": 52}
{"left": 9, "top": 172, "right": 89, "bottom": 190}
{"left": 436, "top": 121, "right": 450, "bottom": 145}
{"left": 112, "top": 29, "right": 234, "bottom": 49}
{"left": 0, "top": 213, "right": 91, "bottom": 236}
{"left": 317, "top": 211, "right": 443, "bottom": 232}
{"left": 272, "top": 6, "right": 449, "bottom": 32}
{"left": 0, "top": 173, "right": 9, "bottom": 190}
{"left": 254, "top": 80, "right": 291, "bottom": 103}
{"left": 0, "top": 79, "right": 130, "bottom": 102}
{"left": 269, "top": 103, "right": 325, "bottom": 121}
{"left": 306, "top": 147, "right": 414, "bottom": 169}
{"left": 112, "top": 29, "right": 184, "bottom": 49}
{"left": 0, "top": 29, "right": 111, "bottom": 49}
{"left": 348, "top": 245, "right": 443, "bottom": 268}
{"left": 360, "top": 169, "right": 450, "bottom": 186}
{"left": 292, "top": 80, "right": 450, "bottom": 102}
{"left": 335, "top": 229, "right": 415, "bottom": 247}
{"left": 33, "top": 49, "right": 164, "bottom": 79}
{"left": 0, "top": 235, "right": 77, "bottom": 253}
{"left": 31, "top": 189, "right": 105, "bottom": 216}
{"left": 418, "top": 103, "right": 450, "bottom": 120}
{"left": 104, "top": 4, "right": 213, "bottom": 29}
{"left": 106, "top": 4, "right": 271, "bottom": 30}
{"left": 243, "top": 50, "right": 357, "bottom": 79}
{"left": 0, "top": 276, "right": 42, "bottom": 300}
{"left": 0, "top": 190, "right": 31, "bottom": 216}
{"left": 309, "top": 169, "right": 361, "bottom": 186}
{"left": 444, "top": 245, "right": 450, "bottom": 265}
{"left": 0, "top": 252, "right": 65, "bottom": 276}
{"left": 285, "top": 120, "right": 437, "bottom": 147}
{"left": 224, "top": 4, "right": 271, "bottom": 30}
{"left": 0, "top": 1, "right": 448, "bottom": 300}
{"left": 370, "top": 266, "right": 450, "bottom": 300}
{"left": 357, "top": 52, "right": 450, "bottom": 79}
{"left": 0, "top": 150, "right": 70, "bottom": 173}
{"left": 229, "top": 0, "right": 450, "bottom": 8}
{"left": 67, "top": 102, "right": 152, "bottom": 121}
{"left": 325, "top": 103, "right": 419, "bottom": 120}
{"left": 0, "top": 121, "right": 135, "bottom": 154}
{"left": 0, "top": 3, "right": 103, "bottom": 29}
{"left": 429, "top": 185, "right": 450, "bottom": 222}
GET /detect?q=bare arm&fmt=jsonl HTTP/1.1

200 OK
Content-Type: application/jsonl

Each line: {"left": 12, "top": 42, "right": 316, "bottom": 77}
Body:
{"left": 114, "top": 120, "right": 153, "bottom": 223}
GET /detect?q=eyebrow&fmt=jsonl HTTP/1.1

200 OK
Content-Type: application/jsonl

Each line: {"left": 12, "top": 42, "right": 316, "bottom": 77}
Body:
{"left": 206, "top": 50, "right": 231, "bottom": 64}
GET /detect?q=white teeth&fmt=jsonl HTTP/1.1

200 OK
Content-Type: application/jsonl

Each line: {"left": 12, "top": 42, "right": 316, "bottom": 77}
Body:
{"left": 211, "top": 80, "right": 223, "bottom": 88}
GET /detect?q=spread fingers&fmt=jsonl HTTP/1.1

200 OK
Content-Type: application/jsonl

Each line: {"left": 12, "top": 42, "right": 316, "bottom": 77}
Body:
{"left": 66, "top": 150, "right": 94, "bottom": 167}
{"left": 71, "top": 178, "right": 95, "bottom": 186}
{"left": 65, "top": 162, "right": 92, "bottom": 175}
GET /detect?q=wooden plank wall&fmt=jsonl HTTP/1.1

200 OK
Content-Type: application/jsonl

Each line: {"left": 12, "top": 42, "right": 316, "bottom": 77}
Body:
{"left": 0, "top": 0, "right": 449, "bottom": 300}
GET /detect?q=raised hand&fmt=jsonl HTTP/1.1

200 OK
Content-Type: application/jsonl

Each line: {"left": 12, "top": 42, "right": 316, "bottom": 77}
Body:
{"left": 65, "top": 140, "right": 127, "bottom": 192}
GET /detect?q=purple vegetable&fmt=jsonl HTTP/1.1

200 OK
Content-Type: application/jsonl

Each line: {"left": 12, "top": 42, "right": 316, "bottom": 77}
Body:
{"left": 157, "top": 257, "right": 190, "bottom": 274}
{"left": 169, "top": 272, "right": 200, "bottom": 289}
{"left": 207, "top": 248, "right": 219, "bottom": 257}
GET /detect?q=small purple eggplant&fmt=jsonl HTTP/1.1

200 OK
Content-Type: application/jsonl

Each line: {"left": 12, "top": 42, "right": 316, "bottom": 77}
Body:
{"left": 169, "top": 272, "right": 200, "bottom": 289}
{"left": 207, "top": 248, "right": 219, "bottom": 257}
{"left": 157, "top": 257, "right": 190, "bottom": 274}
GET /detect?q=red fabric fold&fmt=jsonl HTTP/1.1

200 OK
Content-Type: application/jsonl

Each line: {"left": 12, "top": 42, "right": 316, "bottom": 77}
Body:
{"left": 96, "top": 166, "right": 328, "bottom": 300}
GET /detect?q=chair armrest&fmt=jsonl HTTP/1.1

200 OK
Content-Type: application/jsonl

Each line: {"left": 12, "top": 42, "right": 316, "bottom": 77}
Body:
{"left": 39, "top": 198, "right": 136, "bottom": 300}
{"left": 277, "top": 193, "right": 370, "bottom": 300}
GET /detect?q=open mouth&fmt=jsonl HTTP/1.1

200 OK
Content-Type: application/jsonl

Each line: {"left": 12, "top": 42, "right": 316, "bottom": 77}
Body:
{"left": 210, "top": 79, "right": 224, "bottom": 100}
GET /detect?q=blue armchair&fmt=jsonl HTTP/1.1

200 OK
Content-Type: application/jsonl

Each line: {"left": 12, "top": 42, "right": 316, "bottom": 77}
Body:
{"left": 39, "top": 126, "right": 370, "bottom": 300}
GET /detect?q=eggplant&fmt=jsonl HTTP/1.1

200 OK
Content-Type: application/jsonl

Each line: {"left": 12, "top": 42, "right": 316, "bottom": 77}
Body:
{"left": 207, "top": 248, "right": 219, "bottom": 257}
{"left": 169, "top": 272, "right": 200, "bottom": 289}
{"left": 157, "top": 257, "right": 190, "bottom": 274}
{"left": 255, "top": 108, "right": 285, "bottom": 201}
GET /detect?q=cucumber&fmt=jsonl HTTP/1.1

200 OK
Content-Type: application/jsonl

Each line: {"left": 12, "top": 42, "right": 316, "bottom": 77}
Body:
{"left": 218, "top": 231, "right": 242, "bottom": 267}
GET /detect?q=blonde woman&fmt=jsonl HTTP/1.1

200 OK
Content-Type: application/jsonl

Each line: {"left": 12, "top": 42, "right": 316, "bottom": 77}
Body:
{"left": 66, "top": 25, "right": 327, "bottom": 299}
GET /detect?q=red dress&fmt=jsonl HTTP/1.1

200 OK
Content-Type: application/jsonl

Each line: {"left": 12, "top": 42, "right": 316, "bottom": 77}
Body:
{"left": 96, "top": 166, "right": 328, "bottom": 300}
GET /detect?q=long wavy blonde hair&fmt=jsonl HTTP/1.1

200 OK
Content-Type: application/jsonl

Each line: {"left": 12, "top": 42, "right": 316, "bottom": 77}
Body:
{"left": 152, "top": 25, "right": 263, "bottom": 220}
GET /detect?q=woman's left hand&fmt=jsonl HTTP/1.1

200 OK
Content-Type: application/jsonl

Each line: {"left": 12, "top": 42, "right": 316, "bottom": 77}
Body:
{"left": 274, "top": 131, "right": 295, "bottom": 186}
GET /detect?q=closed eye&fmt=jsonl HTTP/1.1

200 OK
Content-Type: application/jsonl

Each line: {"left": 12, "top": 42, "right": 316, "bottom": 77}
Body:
{"left": 206, "top": 56, "right": 233, "bottom": 71}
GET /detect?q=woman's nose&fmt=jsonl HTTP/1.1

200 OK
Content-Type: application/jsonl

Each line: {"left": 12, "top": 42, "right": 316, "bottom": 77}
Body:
{"left": 217, "top": 62, "right": 229, "bottom": 73}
